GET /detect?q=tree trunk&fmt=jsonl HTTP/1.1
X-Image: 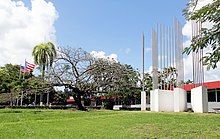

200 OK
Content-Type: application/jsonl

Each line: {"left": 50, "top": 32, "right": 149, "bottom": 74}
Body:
{"left": 46, "top": 92, "right": 49, "bottom": 106}
{"left": 21, "top": 91, "right": 23, "bottom": 106}
{"left": 68, "top": 86, "right": 87, "bottom": 111}
{"left": 42, "top": 65, "right": 45, "bottom": 80}
{"left": 40, "top": 93, "right": 43, "bottom": 106}
{"left": 72, "top": 93, "right": 87, "bottom": 111}
{"left": 34, "top": 93, "right": 36, "bottom": 106}
{"left": 9, "top": 90, "right": 12, "bottom": 106}
{"left": 40, "top": 65, "right": 45, "bottom": 106}
{"left": 16, "top": 98, "right": 18, "bottom": 106}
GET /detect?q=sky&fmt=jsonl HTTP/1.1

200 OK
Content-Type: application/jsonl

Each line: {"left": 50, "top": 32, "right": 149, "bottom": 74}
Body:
{"left": 0, "top": 0, "right": 219, "bottom": 82}
{"left": 44, "top": 0, "right": 188, "bottom": 69}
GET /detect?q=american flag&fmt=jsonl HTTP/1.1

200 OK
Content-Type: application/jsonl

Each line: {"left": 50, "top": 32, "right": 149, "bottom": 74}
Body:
{"left": 25, "top": 61, "right": 36, "bottom": 72}
{"left": 20, "top": 61, "right": 36, "bottom": 73}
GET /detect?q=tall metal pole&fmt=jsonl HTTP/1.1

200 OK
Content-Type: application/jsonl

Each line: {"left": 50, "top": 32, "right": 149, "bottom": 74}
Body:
{"left": 160, "top": 24, "right": 162, "bottom": 88}
{"left": 141, "top": 33, "right": 146, "bottom": 111}
{"left": 142, "top": 33, "right": 145, "bottom": 92}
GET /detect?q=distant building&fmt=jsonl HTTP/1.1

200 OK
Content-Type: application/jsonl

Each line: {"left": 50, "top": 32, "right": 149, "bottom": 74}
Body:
{"left": 183, "top": 80, "right": 220, "bottom": 112}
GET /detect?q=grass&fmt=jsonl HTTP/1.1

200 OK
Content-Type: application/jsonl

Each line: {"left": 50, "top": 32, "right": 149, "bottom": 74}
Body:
{"left": 0, "top": 109, "right": 219, "bottom": 139}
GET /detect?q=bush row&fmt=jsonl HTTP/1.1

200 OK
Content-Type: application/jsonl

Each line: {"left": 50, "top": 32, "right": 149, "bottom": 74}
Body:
{"left": 0, "top": 105, "right": 104, "bottom": 110}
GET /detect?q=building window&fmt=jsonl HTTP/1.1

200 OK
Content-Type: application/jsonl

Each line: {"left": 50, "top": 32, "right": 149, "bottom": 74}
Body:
{"left": 187, "top": 92, "right": 191, "bottom": 103}
{"left": 217, "top": 89, "right": 220, "bottom": 102}
{"left": 208, "top": 89, "right": 216, "bottom": 102}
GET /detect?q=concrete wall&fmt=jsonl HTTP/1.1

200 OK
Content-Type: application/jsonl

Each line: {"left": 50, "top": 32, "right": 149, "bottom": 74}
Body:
{"left": 113, "top": 103, "right": 220, "bottom": 112}
{"left": 191, "top": 86, "right": 208, "bottom": 113}
{"left": 141, "top": 91, "right": 146, "bottom": 111}
{"left": 208, "top": 102, "right": 220, "bottom": 112}
{"left": 150, "top": 89, "right": 158, "bottom": 112}
{"left": 150, "top": 89, "right": 174, "bottom": 112}
{"left": 158, "top": 90, "right": 174, "bottom": 112}
{"left": 150, "top": 88, "right": 187, "bottom": 112}
{"left": 174, "top": 88, "right": 187, "bottom": 112}
{"left": 187, "top": 102, "right": 220, "bottom": 112}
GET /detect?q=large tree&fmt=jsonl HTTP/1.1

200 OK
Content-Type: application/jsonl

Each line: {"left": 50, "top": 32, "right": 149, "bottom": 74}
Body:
{"left": 89, "top": 59, "right": 139, "bottom": 94}
{"left": 49, "top": 47, "right": 94, "bottom": 110}
{"left": 0, "top": 64, "right": 21, "bottom": 105}
{"left": 0, "top": 64, "right": 53, "bottom": 106}
{"left": 49, "top": 47, "right": 140, "bottom": 110}
{"left": 0, "top": 64, "right": 30, "bottom": 105}
{"left": 183, "top": 0, "right": 220, "bottom": 69}
{"left": 32, "top": 42, "right": 57, "bottom": 105}
{"left": 87, "top": 58, "right": 140, "bottom": 107}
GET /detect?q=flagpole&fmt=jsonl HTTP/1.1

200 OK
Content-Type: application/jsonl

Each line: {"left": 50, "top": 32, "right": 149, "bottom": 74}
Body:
{"left": 19, "top": 65, "right": 22, "bottom": 106}
{"left": 21, "top": 60, "right": 26, "bottom": 106}
{"left": 141, "top": 33, "right": 146, "bottom": 111}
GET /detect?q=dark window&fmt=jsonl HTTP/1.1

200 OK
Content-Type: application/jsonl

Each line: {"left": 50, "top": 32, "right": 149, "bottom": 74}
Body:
{"left": 217, "top": 89, "right": 220, "bottom": 102}
{"left": 208, "top": 91, "right": 216, "bottom": 102}
{"left": 187, "top": 92, "right": 191, "bottom": 103}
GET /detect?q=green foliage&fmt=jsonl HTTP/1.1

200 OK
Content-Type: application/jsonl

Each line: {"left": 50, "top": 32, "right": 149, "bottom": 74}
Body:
{"left": 143, "top": 72, "right": 153, "bottom": 92}
{"left": 32, "top": 42, "right": 57, "bottom": 78}
{"left": 183, "top": 0, "right": 220, "bottom": 69}
{"left": 52, "top": 91, "right": 67, "bottom": 105}
{"left": 0, "top": 64, "right": 54, "bottom": 104}
{"left": 0, "top": 64, "right": 22, "bottom": 103}
{"left": 90, "top": 59, "right": 139, "bottom": 95}
{"left": 0, "top": 64, "right": 21, "bottom": 93}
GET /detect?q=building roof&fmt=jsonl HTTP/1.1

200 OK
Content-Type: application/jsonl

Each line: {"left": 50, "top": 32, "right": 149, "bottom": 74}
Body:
{"left": 183, "top": 80, "right": 220, "bottom": 91}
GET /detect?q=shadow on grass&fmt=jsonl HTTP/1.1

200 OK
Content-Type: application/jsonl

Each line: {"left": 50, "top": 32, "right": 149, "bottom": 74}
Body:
{"left": 0, "top": 110, "right": 23, "bottom": 114}
{"left": 33, "top": 110, "right": 42, "bottom": 114}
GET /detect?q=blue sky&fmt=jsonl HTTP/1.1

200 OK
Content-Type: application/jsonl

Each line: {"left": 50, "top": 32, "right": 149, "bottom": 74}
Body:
{"left": 1, "top": 0, "right": 219, "bottom": 81}
{"left": 24, "top": 0, "right": 188, "bottom": 71}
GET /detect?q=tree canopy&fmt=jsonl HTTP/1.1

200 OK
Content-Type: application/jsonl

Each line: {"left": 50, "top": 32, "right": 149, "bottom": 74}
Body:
{"left": 0, "top": 64, "right": 54, "bottom": 105}
{"left": 48, "top": 47, "right": 143, "bottom": 110}
{"left": 183, "top": 0, "right": 220, "bottom": 69}
{"left": 32, "top": 42, "right": 57, "bottom": 78}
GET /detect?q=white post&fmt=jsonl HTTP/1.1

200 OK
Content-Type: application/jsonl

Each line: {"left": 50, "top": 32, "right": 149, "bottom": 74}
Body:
{"left": 141, "top": 91, "right": 146, "bottom": 111}
{"left": 21, "top": 91, "right": 23, "bottom": 106}
{"left": 150, "top": 89, "right": 159, "bottom": 112}
{"left": 191, "top": 86, "right": 208, "bottom": 113}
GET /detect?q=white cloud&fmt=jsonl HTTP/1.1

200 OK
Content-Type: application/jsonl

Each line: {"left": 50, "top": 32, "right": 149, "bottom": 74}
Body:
{"left": 119, "top": 47, "right": 132, "bottom": 55}
{"left": 125, "top": 48, "right": 131, "bottom": 54}
{"left": 0, "top": 0, "right": 58, "bottom": 66}
{"left": 90, "top": 51, "right": 118, "bottom": 62}
{"left": 183, "top": 53, "right": 193, "bottom": 81}
{"left": 182, "top": 21, "right": 192, "bottom": 39}
{"left": 182, "top": 0, "right": 220, "bottom": 82}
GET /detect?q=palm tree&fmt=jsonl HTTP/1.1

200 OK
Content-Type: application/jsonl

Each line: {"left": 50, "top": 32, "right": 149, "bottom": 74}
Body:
{"left": 160, "top": 67, "right": 177, "bottom": 90}
{"left": 32, "top": 42, "right": 56, "bottom": 106}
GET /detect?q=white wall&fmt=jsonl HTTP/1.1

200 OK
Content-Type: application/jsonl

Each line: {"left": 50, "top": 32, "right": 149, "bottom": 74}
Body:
{"left": 158, "top": 90, "right": 174, "bottom": 112}
{"left": 208, "top": 102, "right": 220, "bottom": 112}
{"left": 150, "top": 89, "right": 159, "bottom": 112}
{"left": 150, "top": 89, "right": 174, "bottom": 112}
{"left": 150, "top": 88, "right": 187, "bottom": 112}
{"left": 141, "top": 91, "right": 146, "bottom": 111}
{"left": 191, "top": 86, "right": 208, "bottom": 113}
{"left": 187, "top": 102, "right": 220, "bottom": 112}
{"left": 174, "top": 88, "right": 187, "bottom": 112}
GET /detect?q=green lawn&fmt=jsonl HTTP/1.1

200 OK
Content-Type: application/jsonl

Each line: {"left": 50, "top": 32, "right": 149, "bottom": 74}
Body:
{"left": 0, "top": 109, "right": 219, "bottom": 139}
